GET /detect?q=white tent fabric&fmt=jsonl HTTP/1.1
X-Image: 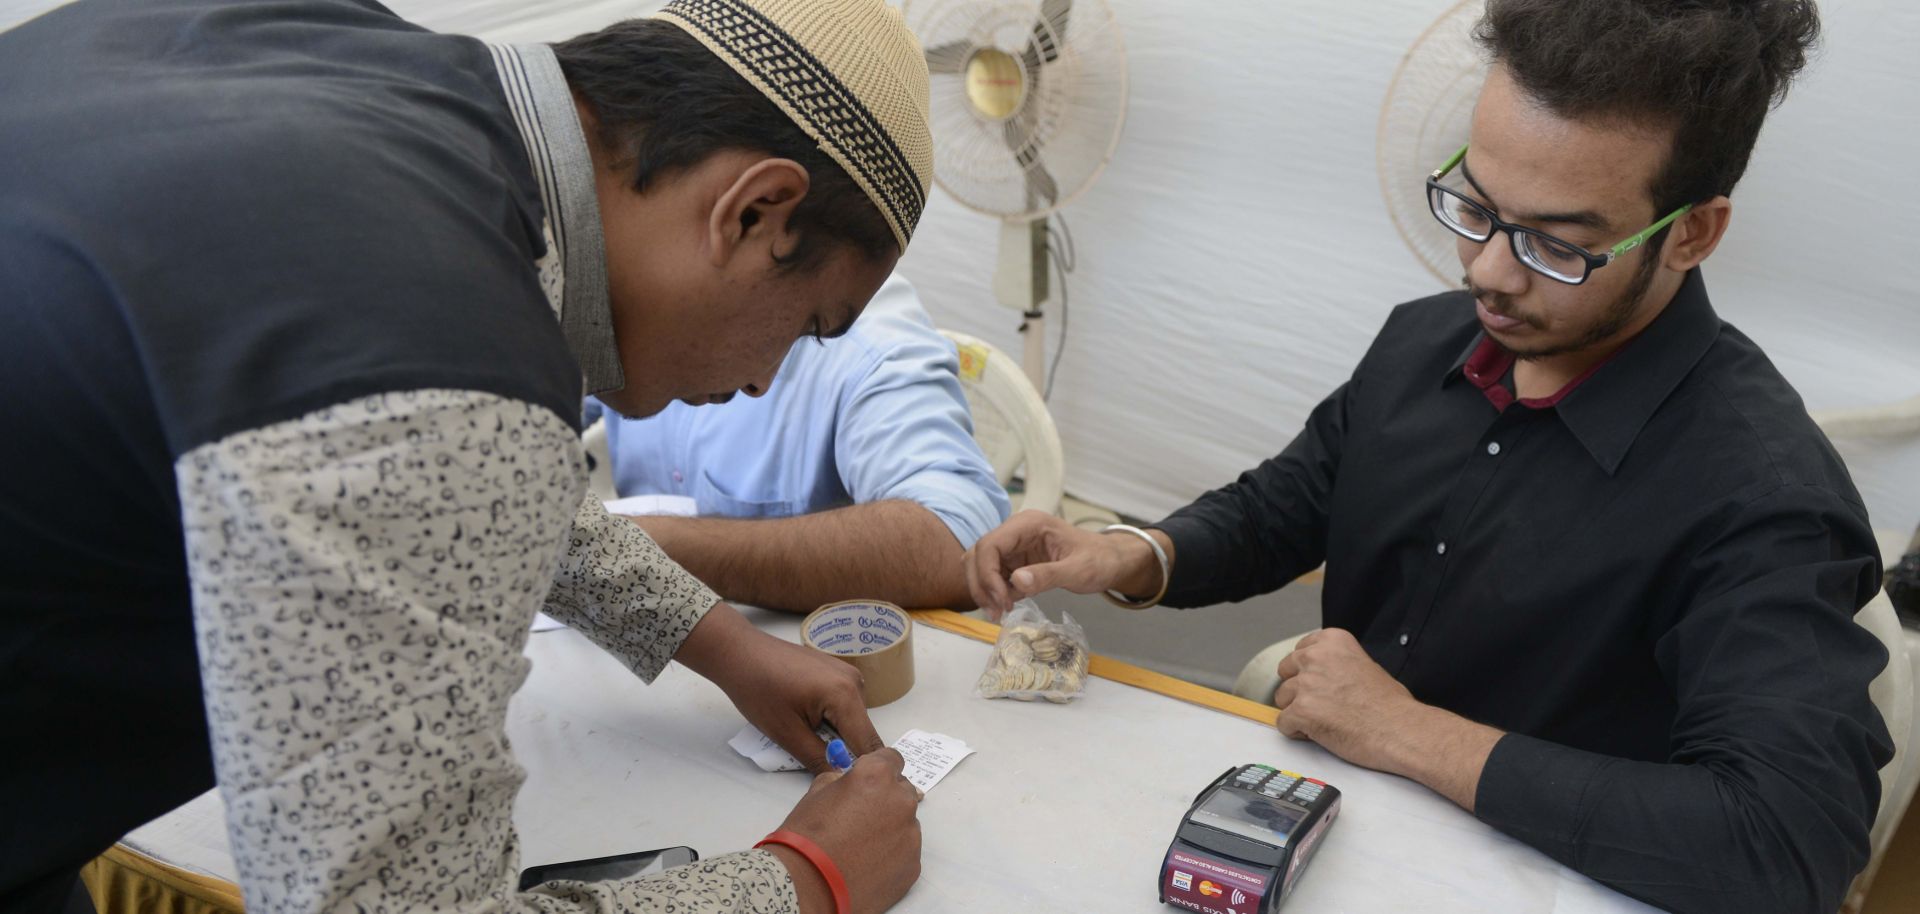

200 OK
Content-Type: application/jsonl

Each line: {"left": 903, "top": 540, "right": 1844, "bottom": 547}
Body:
{"left": 5, "top": 0, "right": 1914, "bottom": 533}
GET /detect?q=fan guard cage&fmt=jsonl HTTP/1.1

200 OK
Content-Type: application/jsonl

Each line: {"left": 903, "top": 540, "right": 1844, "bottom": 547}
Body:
{"left": 907, "top": 0, "right": 1127, "bottom": 221}
{"left": 1376, "top": 0, "right": 1487, "bottom": 286}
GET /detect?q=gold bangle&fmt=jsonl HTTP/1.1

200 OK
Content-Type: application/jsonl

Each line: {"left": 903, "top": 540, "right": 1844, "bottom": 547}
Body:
{"left": 1100, "top": 524, "right": 1170, "bottom": 610}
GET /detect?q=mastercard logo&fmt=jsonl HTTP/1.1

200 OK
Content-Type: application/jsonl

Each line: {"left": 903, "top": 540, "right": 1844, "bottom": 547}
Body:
{"left": 1199, "top": 881, "right": 1223, "bottom": 897}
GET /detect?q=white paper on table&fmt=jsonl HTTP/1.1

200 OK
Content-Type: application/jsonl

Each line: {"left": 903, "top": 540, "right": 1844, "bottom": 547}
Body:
{"left": 728, "top": 725, "right": 812, "bottom": 772}
{"left": 727, "top": 725, "right": 974, "bottom": 793}
{"left": 893, "top": 729, "right": 974, "bottom": 793}
{"left": 602, "top": 493, "right": 698, "bottom": 518}
{"left": 530, "top": 495, "right": 704, "bottom": 633}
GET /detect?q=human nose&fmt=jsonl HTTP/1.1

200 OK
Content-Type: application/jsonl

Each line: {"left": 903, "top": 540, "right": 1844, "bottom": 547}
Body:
{"left": 1466, "top": 227, "right": 1531, "bottom": 297}
{"left": 742, "top": 364, "right": 778, "bottom": 398}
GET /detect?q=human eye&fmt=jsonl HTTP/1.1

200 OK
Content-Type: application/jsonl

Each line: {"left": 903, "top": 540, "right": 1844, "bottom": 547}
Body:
{"left": 1450, "top": 197, "right": 1490, "bottom": 231}
{"left": 1540, "top": 237, "right": 1586, "bottom": 266}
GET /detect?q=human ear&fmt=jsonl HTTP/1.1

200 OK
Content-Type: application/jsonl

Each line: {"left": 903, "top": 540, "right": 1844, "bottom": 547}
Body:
{"left": 1660, "top": 195, "right": 1732, "bottom": 273}
{"left": 706, "top": 157, "right": 810, "bottom": 267}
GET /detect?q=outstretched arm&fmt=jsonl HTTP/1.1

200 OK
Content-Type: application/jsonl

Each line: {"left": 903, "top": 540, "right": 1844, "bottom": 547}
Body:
{"left": 632, "top": 499, "right": 969, "bottom": 611}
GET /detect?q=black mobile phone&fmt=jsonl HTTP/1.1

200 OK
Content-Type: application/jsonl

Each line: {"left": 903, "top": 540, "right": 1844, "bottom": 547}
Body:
{"left": 518, "top": 846, "right": 700, "bottom": 890}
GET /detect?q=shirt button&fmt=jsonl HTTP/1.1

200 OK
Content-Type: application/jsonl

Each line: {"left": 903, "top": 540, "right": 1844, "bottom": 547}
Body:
{"left": 1436, "top": 542, "right": 1448, "bottom": 555}
{"left": 1398, "top": 633, "right": 1410, "bottom": 646}
{"left": 1486, "top": 442, "right": 1501, "bottom": 456}
{"left": 672, "top": 470, "right": 684, "bottom": 483}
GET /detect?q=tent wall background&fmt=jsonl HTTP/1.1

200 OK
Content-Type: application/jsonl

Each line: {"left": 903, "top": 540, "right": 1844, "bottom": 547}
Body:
{"left": 2, "top": 0, "right": 1913, "bottom": 532}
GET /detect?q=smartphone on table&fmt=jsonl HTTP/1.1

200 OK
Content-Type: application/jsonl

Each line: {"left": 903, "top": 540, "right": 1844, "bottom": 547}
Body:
{"left": 519, "top": 846, "right": 699, "bottom": 890}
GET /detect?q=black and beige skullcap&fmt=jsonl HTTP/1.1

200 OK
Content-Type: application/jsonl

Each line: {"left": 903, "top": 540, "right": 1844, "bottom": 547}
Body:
{"left": 652, "top": 0, "right": 934, "bottom": 250}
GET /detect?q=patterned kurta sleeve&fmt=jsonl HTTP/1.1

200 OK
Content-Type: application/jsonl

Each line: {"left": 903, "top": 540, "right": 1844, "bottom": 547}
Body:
{"left": 177, "top": 389, "right": 798, "bottom": 913}
{"left": 541, "top": 491, "right": 723, "bottom": 683}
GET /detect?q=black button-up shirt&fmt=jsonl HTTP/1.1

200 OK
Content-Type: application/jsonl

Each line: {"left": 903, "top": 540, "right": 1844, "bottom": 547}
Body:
{"left": 1154, "top": 270, "right": 1891, "bottom": 914}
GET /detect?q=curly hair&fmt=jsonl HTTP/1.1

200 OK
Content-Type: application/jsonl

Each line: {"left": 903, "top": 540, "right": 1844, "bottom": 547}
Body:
{"left": 1475, "top": 0, "right": 1820, "bottom": 226}
{"left": 552, "top": 19, "right": 896, "bottom": 271}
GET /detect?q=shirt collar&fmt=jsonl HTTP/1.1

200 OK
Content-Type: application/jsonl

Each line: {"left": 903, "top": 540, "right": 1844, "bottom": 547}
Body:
{"left": 1445, "top": 268, "right": 1722, "bottom": 475}
{"left": 489, "top": 43, "right": 625, "bottom": 396}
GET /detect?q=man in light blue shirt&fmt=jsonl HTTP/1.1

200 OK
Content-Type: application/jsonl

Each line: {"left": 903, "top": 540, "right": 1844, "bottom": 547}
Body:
{"left": 588, "top": 273, "right": 1011, "bottom": 611}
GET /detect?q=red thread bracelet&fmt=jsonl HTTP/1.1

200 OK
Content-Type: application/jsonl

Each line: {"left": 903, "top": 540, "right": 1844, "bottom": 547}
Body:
{"left": 756, "top": 829, "right": 851, "bottom": 914}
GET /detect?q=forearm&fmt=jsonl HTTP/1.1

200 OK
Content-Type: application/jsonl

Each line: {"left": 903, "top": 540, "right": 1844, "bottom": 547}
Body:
{"left": 1377, "top": 703, "right": 1502, "bottom": 811}
{"left": 1271, "top": 633, "right": 1499, "bottom": 813}
{"left": 669, "top": 598, "right": 759, "bottom": 678}
{"left": 635, "top": 499, "right": 970, "bottom": 611}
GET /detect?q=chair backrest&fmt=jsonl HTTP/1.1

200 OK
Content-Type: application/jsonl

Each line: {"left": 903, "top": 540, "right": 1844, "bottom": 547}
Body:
{"left": 1861, "top": 591, "right": 1914, "bottom": 836}
{"left": 1845, "top": 588, "right": 1916, "bottom": 913}
{"left": 940, "top": 329, "right": 1066, "bottom": 517}
{"left": 1808, "top": 407, "right": 1920, "bottom": 900}
{"left": 582, "top": 417, "right": 617, "bottom": 504}
{"left": 1809, "top": 395, "right": 1920, "bottom": 441}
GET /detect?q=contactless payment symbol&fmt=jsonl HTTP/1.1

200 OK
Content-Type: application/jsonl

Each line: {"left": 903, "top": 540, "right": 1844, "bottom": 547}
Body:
{"left": 1231, "top": 888, "right": 1248, "bottom": 905}
{"left": 1171, "top": 871, "right": 1192, "bottom": 891}
{"left": 1199, "top": 880, "right": 1223, "bottom": 897}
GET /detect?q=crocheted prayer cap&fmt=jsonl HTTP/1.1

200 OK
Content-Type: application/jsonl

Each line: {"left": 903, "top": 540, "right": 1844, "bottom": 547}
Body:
{"left": 652, "top": 0, "right": 934, "bottom": 250}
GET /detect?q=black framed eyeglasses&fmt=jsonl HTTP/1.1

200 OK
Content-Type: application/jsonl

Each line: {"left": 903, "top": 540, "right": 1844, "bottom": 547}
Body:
{"left": 1426, "top": 144, "right": 1691, "bottom": 285}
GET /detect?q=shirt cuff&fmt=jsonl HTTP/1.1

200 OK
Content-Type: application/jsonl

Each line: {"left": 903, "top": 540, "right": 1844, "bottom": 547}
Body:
{"left": 737, "top": 848, "right": 802, "bottom": 912}
{"left": 1474, "top": 732, "right": 1611, "bottom": 866}
{"left": 1146, "top": 513, "right": 1229, "bottom": 607}
{"left": 527, "top": 849, "right": 800, "bottom": 913}
{"left": 668, "top": 849, "right": 800, "bottom": 914}
{"left": 546, "top": 490, "right": 722, "bottom": 682}
{"left": 884, "top": 469, "right": 1012, "bottom": 549}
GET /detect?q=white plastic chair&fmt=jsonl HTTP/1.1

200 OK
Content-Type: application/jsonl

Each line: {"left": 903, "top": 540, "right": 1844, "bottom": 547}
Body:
{"left": 940, "top": 329, "right": 1066, "bottom": 518}
{"left": 581, "top": 417, "right": 617, "bottom": 504}
{"left": 1814, "top": 402, "right": 1920, "bottom": 912}
{"left": 1844, "top": 526, "right": 1919, "bottom": 913}
{"left": 1849, "top": 588, "right": 1915, "bottom": 913}
{"left": 1232, "top": 631, "right": 1307, "bottom": 707}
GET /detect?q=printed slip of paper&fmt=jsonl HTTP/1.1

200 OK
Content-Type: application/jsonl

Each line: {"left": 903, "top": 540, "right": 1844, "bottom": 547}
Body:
{"left": 728, "top": 725, "right": 974, "bottom": 792}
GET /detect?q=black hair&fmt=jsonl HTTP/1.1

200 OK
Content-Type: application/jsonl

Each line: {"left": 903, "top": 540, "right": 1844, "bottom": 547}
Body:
{"left": 552, "top": 19, "right": 897, "bottom": 270}
{"left": 1475, "top": 0, "right": 1820, "bottom": 248}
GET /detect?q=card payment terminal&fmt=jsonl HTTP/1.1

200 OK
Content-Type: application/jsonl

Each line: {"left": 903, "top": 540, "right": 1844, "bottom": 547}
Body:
{"left": 1159, "top": 764, "right": 1341, "bottom": 914}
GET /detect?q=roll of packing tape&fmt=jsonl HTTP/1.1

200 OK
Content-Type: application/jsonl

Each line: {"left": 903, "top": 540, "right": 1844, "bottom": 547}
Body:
{"left": 801, "top": 600, "right": 915, "bottom": 708}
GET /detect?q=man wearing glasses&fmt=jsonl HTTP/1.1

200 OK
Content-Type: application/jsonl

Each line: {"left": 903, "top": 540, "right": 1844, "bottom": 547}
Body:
{"left": 964, "top": 1, "right": 1889, "bottom": 911}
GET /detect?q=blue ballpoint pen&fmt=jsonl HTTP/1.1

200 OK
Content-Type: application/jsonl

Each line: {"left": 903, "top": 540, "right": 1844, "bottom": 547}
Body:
{"left": 826, "top": 738, "right": 854, "bottom": 771}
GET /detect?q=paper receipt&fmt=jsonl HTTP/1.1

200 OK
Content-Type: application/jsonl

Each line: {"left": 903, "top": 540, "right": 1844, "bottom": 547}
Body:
{"left": 728, "top": 724, "right": 835, "bottom": 772}
{"left": 728, "top": 725, "right": 974, "bottom": 793}
{"left": 891, "top": 729, "right": 973, "bottom": 793}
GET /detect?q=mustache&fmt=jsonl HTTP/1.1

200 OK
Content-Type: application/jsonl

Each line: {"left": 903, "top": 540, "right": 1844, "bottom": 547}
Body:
{"left": 1463, "top": 278, "right": 1546, "bottom": 330}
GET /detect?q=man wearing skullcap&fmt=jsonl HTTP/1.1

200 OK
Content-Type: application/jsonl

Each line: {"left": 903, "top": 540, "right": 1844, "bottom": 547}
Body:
{"left": 0, "top": 1, "right": 932, "bottom": 912}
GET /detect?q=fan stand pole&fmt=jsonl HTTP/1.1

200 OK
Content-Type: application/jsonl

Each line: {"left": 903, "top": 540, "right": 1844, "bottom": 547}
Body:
{"left": 1019, "top": 308, "right": 1047, "bottom": 391}
{"left": 995, "top": 218, "right": 1051, "bottom": 391}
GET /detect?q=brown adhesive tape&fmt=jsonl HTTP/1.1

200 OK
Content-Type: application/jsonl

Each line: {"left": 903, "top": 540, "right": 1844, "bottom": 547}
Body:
{"left": 801, "top": 600, "right": 915, "bottom": 707}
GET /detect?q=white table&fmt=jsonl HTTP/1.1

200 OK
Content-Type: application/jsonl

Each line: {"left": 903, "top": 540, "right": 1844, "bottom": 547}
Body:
{"left": 126, "top": 609, "right": 1654, "bottom": 913}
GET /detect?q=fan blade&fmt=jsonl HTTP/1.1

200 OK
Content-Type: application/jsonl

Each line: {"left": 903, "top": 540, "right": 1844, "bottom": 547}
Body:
{"left": 1003, "top": 115, "right": 1058, "bottom": 207}
{"left": 1028, "top": 0, "right": 1071, "bottom": 65}
{"left": 1026, "top": 155, "right": 1060, "bottom": 209}
{"left": 924, "top": 40, "right": 973, "bottom": 74}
